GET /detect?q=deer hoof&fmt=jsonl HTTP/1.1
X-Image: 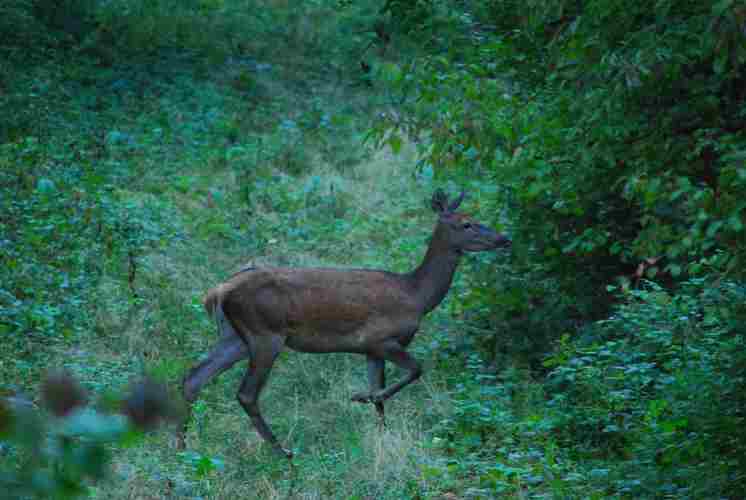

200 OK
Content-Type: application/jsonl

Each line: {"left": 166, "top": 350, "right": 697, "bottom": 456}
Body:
{"left": 174, "top": 434, "right": 187, "bottom": 450}
{"left": 351, "top": 392, "right": 372, "bottom": 403}
{"left": 270, "top": 444, "right": 294, "bottom": 459}
{"left": 369, "top": 392, "right": 385, "bottom": 404}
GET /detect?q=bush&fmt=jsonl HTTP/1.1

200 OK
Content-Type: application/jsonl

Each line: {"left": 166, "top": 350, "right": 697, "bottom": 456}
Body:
{"left": 0, "top": 373, "right": 175, "bottom": 499}
{"left": 373, "top": 0, "right": 746, "bottom": 359}
{"left": 545, "top": 279, "right": 746, "bottom": 498}
{"left": 32, "top": 0, "right": 97, "bottom": 40}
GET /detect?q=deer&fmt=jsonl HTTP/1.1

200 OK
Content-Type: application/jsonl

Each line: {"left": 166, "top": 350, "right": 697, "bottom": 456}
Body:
{"left": 177, "top": 189, "right": 511, "bottom": 458}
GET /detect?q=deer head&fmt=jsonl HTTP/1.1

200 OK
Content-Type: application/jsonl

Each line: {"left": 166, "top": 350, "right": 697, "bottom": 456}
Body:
{"left": 429, "top": 189, "right": 511, "bottom": 253}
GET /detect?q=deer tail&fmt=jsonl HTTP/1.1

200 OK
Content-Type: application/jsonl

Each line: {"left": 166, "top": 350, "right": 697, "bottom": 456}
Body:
{"left": 203, "top": 287, "right": 221, "bottom": 318}
{"left": 203, "top": 285, "right": 240, "bottom": 341}
{"left": 204, "top": 265, "right": 255, "bottom": 338}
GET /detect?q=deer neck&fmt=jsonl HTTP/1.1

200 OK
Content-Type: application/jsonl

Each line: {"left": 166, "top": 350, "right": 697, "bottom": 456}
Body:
{"left": 410, "top": 223, "right": 462, "bottom": 314}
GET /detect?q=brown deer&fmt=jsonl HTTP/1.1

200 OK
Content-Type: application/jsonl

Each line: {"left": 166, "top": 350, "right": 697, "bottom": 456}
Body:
{"left": 178, "top": 189, "right": 510, "bottom": 458}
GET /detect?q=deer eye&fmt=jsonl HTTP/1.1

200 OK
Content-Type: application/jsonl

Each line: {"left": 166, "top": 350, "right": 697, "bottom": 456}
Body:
{"left": 463, "top": 222, "right": 473, "bottom": 230}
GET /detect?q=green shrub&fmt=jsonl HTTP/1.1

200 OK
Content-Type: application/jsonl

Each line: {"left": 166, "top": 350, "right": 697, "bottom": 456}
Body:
{"left": 0, "top": 374, "right": 174, "bottom": 499}
{"left": 0, "top": 1, "right": 44, "bottom": 48}
{"left": 374, "top": 0, "right": 746, "bottom": 359}
{"left": 32, "top": 0, "right": 97, "bottom": 40}
{"left": 545, "top": 279, "right": 746, "bottom": 497}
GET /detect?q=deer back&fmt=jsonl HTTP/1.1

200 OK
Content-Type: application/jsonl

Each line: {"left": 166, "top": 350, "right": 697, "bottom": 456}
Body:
{"left": 214, "top": 267, "right": 422, "bottom": 353}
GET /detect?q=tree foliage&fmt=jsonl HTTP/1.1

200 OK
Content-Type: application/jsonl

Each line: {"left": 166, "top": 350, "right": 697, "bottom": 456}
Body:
{"left": 371, "top": 0, "right": 746, "bottom": 496}
{"left": 374, "top": 0, "right": 746, "bottom": 348}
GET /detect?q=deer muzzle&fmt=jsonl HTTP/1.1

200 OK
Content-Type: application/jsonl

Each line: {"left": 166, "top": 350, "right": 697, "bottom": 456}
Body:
{"left": 464, "top": 225, "right": 511, "bottom": 252}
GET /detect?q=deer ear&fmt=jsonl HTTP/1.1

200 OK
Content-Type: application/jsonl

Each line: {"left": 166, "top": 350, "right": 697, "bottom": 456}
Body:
{"left": 447, "top": 191, "right": 465, "bottom": 212}
{"left": 430, "top": 189, "right": 449, "bottom": 213}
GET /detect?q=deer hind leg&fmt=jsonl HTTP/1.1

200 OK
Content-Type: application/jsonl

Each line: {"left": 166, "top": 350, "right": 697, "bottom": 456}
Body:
{"left": 236, "top": 334, "right": 292, "bottom": 459}
{"left": 183, "top": 334, "right": 249, "bottom": 402}
{"left": 177, "top": 334, "right": 250, "bottom": 449}
{"left": 366, "top": 356, "right": 386, "bottom": 425}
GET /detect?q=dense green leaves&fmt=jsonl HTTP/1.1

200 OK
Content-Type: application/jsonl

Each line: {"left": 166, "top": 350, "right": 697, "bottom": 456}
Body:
{"left": 1, "top": 375, "right": 173, "bottom": 499}
{"left": 546, "top": 280, "right": 746, "bottom": 496}
{"left": 371, "top": 0, "right": 746, "bottom": 497}
{"left": 373, "top": 0, "right": 746, "bottom": 349}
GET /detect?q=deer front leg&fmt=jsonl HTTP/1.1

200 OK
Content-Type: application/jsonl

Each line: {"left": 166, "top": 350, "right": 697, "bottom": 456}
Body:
{"left": 365, "top": 356, "right": 386, "bottom": 425}
{"left": 352, "top": 341, "right": 422, "bottom": 405}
